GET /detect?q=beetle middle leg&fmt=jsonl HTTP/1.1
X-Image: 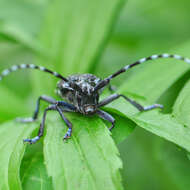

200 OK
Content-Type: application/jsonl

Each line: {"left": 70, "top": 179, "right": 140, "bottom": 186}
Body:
{"left": 98, "top": 93, "right": 163, "bottom": 111}
{"left": 16, "top": 95, "right": 57, "bottom": 123}
{"left": 23, "top": 101, "right": 76, "bottom": 144}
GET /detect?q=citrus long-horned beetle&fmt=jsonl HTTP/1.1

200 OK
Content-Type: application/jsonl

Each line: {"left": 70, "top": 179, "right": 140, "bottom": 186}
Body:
{"left": 1, "top": 53, "right": 189, "bottom": 144}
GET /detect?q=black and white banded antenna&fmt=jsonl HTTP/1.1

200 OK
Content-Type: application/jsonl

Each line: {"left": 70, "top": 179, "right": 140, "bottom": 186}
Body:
{"left": 94, "top": 53, "right": 190, "bottom": 91}
{"left": 0, "top": 64, "right": 86, "bottom": 93}
{"left": 0, "top": 64, "right": 68, "bottom": 82}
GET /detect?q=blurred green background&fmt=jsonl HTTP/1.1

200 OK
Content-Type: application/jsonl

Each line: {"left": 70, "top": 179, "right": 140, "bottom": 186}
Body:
{"left": 0, "top": 0, "right": 190, "bottom": 189}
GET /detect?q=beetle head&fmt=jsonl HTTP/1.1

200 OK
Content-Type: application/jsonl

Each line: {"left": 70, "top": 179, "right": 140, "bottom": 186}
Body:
{"left": 76, "top": 91, "right": 99, "bottom": 114}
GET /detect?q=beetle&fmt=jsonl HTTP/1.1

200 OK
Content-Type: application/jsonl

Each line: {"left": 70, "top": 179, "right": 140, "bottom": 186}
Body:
{"left": 0, "top": 53, "right": 189, "bottom": 144}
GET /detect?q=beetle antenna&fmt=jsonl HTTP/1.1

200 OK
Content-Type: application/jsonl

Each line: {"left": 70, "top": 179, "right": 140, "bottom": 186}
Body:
{"left": 94, "top": 53, "right": 190, "bottom": 91}
{"left": 0, "top": 64, "right": 68, "bottom": 82}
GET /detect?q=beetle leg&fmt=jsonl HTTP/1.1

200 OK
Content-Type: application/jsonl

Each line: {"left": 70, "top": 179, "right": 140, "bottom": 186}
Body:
{"left": 98, "top": 93, "right": 163, "bottom": 111}
{"left": 23, "top": 101, "right": 76, "bottom": 144}
{"left": 23, "top": 104, "right": 57, "bottom": 144}
{"left": 16, "top": 95, "right": 57, "bottom": 123}
{"left": 96, "top": 109, "right": 115, "bottom": 130}
{"left": 56, "top": 106, "right": 73, "bottom": 140}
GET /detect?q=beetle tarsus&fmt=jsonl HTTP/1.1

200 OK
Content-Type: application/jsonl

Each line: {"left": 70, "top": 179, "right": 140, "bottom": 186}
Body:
{"left": 16, "top": 117, "right": 36, "bottom": 123}
{"left": 143, "top": 104, "right": 164, "bottom": 111}
{"left": 23, "top": 136, "right": 40, "bottom": 144}
{"left": 63, "top": 128, "right": 72, "bottom": 141}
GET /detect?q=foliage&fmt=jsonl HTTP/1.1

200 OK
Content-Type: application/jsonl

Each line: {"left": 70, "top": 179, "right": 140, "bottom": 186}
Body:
{"left": 0, "top": 0, "right": 190, "bottom": 189}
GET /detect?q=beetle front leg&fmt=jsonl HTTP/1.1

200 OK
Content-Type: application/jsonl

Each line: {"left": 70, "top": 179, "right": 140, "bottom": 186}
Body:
{"left": 23, "top": 104, "right": 57, "bottom": 144}
{"left": 96, "top": 109, "right": 115, "bottom": 131}
{"left": 23, "top": 101, "right": 76, "bottom": 144}
{"left": 56, "top": 106, "right": 73, "bottom": 141}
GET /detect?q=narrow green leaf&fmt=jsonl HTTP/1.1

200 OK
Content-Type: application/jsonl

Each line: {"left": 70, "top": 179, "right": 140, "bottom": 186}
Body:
{"left": 0, "top": 22, "right": 44, "bottom": 55}
{"left": 20, "top": 143, "right": 53, "bottom": 190}
{"left": 187, "top": 153, "right": 190, "bottom": 161}
{"left": 0, "top": 42, "right": 34, "bottom": 98}
{"left": 0, "top": 85, "right": 29, "bottom": 121}
{"left": 157, "top": 70, "right": 190, "bottom": 113}
{"left": 43, "top": 0, "right": 125, "bottom": 74}
{"left": 0, "top": 121, "right": 36, "bottom": 190}
{"left": 0, "top": 0, "right": 45, "bottom": 36}
{"left": 32, "top": 0, "right": 126, "bottom": 95}
{"left": 103, "top": 40, "right": 190, "bottom": 150}
{"left": 154, "top": 140, "right": 190, "bottom": 190}
{"left": 131, "top": 110, "right": 190, "bottom": 152}
{"left": 106, "top": 88, "right": 190, "bottom": 152}
{"left": 44, "top": 113, "right": 123, "bottom": 190}
{"left": 173, "top": 79, "right": 190, "bottom": 127}
{"left": 102, "top": 107, "right": 136, "bottom": 144}
{"left": 102, "top": 89, "right": 190, "bottom": 153}
{"left": 119, "top": 40, "right": 190, "bottom": 103}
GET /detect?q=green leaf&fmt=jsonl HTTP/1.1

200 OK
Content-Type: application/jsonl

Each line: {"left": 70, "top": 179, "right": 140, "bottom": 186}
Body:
{"left": 0, "top": 0, "right": 45, "bottom": 36}
{"left": 44, "top": 113, "right": 123, "bottom": 190}
{"left": 0, "top": 120, "right": 36, "bottom": 190}
{"left": 107, "top": 94, "right": 190, "bottom": 152}
{"left": 118, "top": 40, "right": 190, "bottom": 103}
{"left": 173, "top": 79, "right": 190, "bottom": 127}
{"left": 32, "top": 0, "right": 126, "bottom": 95}
{"left": 154, "top": 139, "right": 190, "bottom": 190}
{"left": 20, "top": 143, "right": 53, "bottom": 190}
{"left": 157, "top": 70, "right": 190, "bottom": 113}
{"left": 187, "top": 153, "right": 190, "bottom": 161}
{"left": 0, "top": 85, "right": 29, "bottom": 121}
{"left": 131, "top": 110, "right": 190, "bottom": 152}
{"left": 102, "top": 40, "right": 190, "bottom": 151}
{"left": 0, "top": 22, "right": 44, "bottom": 54}
{"left": 102, "top": 107, "right": 136, "bottom": 144}
{"left": 43, "top": 0, "right": 125, "bottom": 74}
